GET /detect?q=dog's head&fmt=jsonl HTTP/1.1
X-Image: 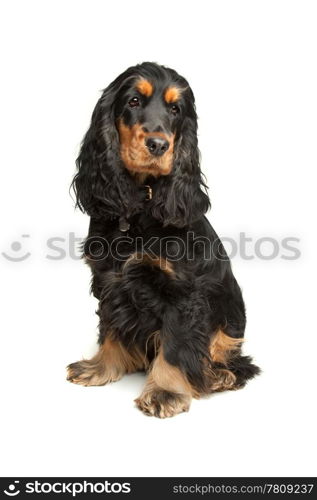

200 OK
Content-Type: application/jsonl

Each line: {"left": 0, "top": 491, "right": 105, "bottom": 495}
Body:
{"left": 73, "top": 62, "right": 210, "bottom": 227}
{"left": 115, "top": 67, "right": 190, "bottom": 177}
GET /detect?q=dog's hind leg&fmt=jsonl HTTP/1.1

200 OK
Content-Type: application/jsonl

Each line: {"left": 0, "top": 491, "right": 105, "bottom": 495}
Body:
{"left": 208, "top": 329, "right": 260, "bottom": 392}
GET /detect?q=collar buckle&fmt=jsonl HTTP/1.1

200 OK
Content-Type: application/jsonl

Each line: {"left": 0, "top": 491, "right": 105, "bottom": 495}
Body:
{"left": 144, "top": 185, "right": 153, "bottom": 201}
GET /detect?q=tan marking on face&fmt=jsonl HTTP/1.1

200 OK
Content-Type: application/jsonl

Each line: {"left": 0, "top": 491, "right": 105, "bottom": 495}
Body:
{"left": 209, "top": 330, "right": 243, "bottom": 365}
{"left": 136, "top": 78, "right": 153, "bottom": 97}
{"left": 67, "top": 337, "right": 147, "bottom": 386}
{"left": 164, "top": 86, "right": 181, "bottom": 103}
{"left": 123, "top": 252, "right": 175, "bottom": 277}
{"left": 117, "top": 119, "right": 175, "bottom": 176}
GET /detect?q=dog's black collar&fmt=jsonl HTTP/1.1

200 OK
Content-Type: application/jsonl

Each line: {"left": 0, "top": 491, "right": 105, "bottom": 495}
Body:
{"left": 119, "top": 184, "right": 153, "bottom": 232}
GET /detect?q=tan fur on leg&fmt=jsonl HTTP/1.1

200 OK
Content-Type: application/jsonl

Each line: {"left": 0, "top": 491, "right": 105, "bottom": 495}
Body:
{"left": 209, "top": 368, "right": 237, "bottom": 392}
{"left": 67, "top": 337, "right": 146, "bottom": 386}
{"left": 206, "top": 330, "right": 243, "bottom": 392}
{"left": 210, "top": 330, "right": 243, "bottom": 364}
{"left": 135, "top": 349, "right": 195, "bottom": 418}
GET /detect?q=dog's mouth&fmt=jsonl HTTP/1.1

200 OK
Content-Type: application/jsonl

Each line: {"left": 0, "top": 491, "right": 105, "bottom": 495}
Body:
{"left": 122, "top": 150, "right": 173, "bottom": 176}
{"left": 128, "top": 151, "right": 168, "bottom": 167}
{"left": 118, "top": 121, "right": 174, "bottom": 176}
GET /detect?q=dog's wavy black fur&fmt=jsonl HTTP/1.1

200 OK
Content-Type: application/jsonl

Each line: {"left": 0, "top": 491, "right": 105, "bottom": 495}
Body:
{"left": 67, "top": 62, "right": 260, "bottom": 417}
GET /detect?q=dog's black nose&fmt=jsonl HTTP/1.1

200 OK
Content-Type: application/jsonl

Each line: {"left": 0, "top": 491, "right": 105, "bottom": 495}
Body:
{"left": 145, "top": 137, "right": 169, "bottom": 157}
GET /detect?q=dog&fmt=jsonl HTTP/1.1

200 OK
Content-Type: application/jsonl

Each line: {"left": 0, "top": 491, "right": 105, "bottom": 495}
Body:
{"left": 67, "top": 62, "right": 260, "bottom": 418}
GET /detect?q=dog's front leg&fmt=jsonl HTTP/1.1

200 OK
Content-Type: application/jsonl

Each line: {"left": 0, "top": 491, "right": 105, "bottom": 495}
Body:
{"left": 135, "top": 348, "right": 194, "bottom": 418}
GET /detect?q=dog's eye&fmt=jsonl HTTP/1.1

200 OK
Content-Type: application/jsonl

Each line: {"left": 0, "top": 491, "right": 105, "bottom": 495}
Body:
{"left": 171, "top": 104, "right": 180, "bottom": 115}
{"left": 129, "top": 97, "right": 140, "bottom": 108}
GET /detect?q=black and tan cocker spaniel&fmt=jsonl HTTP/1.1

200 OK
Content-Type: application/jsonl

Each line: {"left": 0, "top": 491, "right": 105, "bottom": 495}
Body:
{"left": 67, "top": 62, "right": 260, "bottom": 418}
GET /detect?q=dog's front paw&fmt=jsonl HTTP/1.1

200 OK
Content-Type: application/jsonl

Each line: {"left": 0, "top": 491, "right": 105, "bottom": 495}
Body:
{"left": 135, "top": 389, "right": 191, "bottom": 418}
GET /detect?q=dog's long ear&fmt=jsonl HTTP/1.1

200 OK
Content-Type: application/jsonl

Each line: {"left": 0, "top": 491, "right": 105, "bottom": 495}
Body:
{"left": 72, "top": 74, "right": 139, "bottom": 219}
{"left": 72, "top": 82, "right": 120, "bottom": 218}
{"left": 150, "top": 92, "right": 210, "bottom": 227}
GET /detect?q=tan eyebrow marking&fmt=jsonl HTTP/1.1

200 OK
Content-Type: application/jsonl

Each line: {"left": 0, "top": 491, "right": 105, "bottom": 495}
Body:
{"left": 164, "top": 86, "right": 181, "bottom": 103}
{"left": 135, "top": 79, "right": 153, "bottom": 97}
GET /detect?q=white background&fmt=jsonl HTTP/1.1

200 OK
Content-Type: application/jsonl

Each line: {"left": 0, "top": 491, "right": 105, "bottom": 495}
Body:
{"left": 0, "top": 0, "right": 316, "bottom": 477}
